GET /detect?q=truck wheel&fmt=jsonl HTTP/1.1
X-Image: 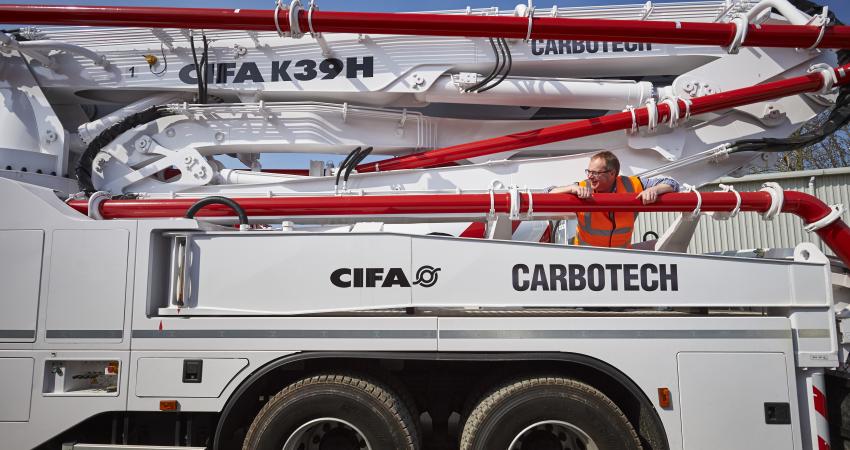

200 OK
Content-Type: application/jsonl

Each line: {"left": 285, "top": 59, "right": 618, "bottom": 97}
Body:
{"left": 460, "top": 376, "right": 641, "bottom": 450}
{"left": 242, "top": 373, "right": 419, "bottom": 450}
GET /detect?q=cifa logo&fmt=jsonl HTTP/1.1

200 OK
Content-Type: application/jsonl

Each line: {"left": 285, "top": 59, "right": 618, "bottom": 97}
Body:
{"left": 331, "top": 265, "right": 441, "bottom": 288}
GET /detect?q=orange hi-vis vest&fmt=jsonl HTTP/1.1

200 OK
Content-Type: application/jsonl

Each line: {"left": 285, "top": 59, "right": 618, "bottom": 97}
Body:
{"left": 573, "top": 175, "right": 644, "bottom": 248}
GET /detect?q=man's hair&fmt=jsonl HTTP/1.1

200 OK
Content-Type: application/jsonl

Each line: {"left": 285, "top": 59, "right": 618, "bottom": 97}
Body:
{"left": 591, "top": 151, "right": 620, "bottom": 174}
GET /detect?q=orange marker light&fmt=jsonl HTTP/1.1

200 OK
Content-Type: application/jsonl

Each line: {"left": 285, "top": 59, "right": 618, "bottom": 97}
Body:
{"left": 657, "top": 387, "right": 671, "bottom": 408}
{"left": 159, "top": 400, "right": 179, "bottom": 411}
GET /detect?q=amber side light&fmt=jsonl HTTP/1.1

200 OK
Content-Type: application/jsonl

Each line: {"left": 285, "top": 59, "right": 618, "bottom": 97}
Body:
{"left": 657, "top": 387, "right": 671, "bottom": 408}
{"left": 159, "top": 400, "right": 179, "bottom": 411}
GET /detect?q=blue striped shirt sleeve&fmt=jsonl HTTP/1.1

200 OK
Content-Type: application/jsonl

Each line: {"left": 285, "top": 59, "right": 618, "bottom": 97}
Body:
{"left": 639, "top": 176, "right": 681, "bottom": 192}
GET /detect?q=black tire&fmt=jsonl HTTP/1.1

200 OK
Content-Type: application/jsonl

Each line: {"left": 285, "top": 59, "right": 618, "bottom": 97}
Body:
{"left": 460, "top": 376, "right": 641, "bottom": 450}
{"left": 242, "top": 373, "right": 419, "bottom": 450}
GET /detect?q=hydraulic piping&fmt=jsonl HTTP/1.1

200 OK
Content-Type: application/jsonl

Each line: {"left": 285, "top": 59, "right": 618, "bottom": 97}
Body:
{"left": 67, "top": 189, "right": 850, "bottom": 267}
{"left": 185, "top": 196, "right": 250, "bottom": 230}
{"left": 355, "top": 63, "right": 850, "bottom": 173}
{"left": 342, "top": 146, "right": 373, "bottom": 189}
{"left": 1, "top": 4, "right": 849, "bottom": 50}
{"left": 334, "top": 146, "right": 361, "bottom": 192}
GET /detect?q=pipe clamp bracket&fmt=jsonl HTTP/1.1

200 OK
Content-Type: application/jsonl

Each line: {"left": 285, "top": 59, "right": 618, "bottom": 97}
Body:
{"left": 804, "top": 204, "right": 845, "bottom": 232}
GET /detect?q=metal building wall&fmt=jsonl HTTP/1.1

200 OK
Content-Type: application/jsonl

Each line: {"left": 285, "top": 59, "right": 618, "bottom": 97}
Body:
{"left": 632, "top": 167, "right": 850, "bottom": 255}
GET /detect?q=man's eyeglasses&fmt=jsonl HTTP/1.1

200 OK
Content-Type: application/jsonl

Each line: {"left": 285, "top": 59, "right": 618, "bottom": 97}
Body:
{"left": 585, "top": 169, "right": 612, "bottom": 178}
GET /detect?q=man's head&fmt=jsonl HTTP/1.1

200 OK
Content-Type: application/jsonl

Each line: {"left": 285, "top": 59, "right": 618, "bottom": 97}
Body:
{"left": 586, "top": 151, "right": 619, "bottom": 192}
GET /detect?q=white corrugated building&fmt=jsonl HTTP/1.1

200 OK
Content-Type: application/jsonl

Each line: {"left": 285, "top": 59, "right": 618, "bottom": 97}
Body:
{"left": 632, "top": 167, "right": 850, "bottom": 256}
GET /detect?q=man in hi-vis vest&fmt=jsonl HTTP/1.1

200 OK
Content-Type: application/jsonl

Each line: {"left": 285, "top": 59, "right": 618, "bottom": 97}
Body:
{"left": 550, "top": 151, "right": 680, "bottom": 248}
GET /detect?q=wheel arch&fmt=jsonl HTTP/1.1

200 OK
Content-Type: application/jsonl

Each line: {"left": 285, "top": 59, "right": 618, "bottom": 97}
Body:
{"left": 213, "top": 351, "right": 669, "bottom": 450}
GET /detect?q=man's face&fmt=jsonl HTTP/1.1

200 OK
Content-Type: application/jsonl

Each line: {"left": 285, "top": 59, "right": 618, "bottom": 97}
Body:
{"left": 586, "top": 158, "right": 616, "bottom": 192}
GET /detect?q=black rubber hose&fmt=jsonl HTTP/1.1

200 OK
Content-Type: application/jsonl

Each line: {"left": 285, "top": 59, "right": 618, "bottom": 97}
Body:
{"left": 335, "top": 146, "right": 361, "bottom": 187}
{"left": 75, "top": 106, "right": 172, "bottom": 193}
{"left": 189, "top": 34, "right": 203, "bottom": 103}
{"left": 478, "top": 37, "right": 513, "bottom": 93}
{"left": 350, "top": 146, "right": 373, "bottom": 169}
{"left": 201, "top": 35, "right": 209, "bottom": 103}
{"left": 643, "top": 231, "right": 659, "bottom": 242}
{"left": 466, "top": 37, "right": 501, "bottom": 93}
{"left": 730, "top": 85, "right": 850, "bottom": 155}
{"left": 344, "top": 146, "right": 373, "bottom": 183}
{"left": 476, "top": 37, "right": 508, "bottom": 93}
{"left": 727, "top": 0, "right": 849, "bottom": 159}
{"left": 184, "top": 196, "right": 248, "bottom": 226}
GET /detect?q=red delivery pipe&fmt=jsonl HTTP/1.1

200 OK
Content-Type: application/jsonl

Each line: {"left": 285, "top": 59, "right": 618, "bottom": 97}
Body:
{"left": 67, "top": 190, "right": 850, "bottom": 267}
{"left": 1, "top": 4, "right": 849, "bottom": 49}
{"left": 357, "top": 64, "right": 850, "bottom": 173}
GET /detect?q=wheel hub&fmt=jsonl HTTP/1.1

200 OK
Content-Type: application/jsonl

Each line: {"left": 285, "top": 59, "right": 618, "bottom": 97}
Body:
{"left": 508, "top": 420, "right": 598, "bottom": 450}
{"left": 282, "top": 417, "right": 371, "bottom": 450}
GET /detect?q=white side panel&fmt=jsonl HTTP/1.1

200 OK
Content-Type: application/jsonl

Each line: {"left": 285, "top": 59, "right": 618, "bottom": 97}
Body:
{"left": 45, "top": 229, "right": 129, "bottom": 341}
{"left": 678, "top": 352, "right": 793, "bottom": 450}
{"left": 0, "top": 350, "right": 130, "bottom": 450}
{"left": 0, "top": 230, "right": 43, "bottom": 342}
{"left": 0, "top": 358, "right": 34, "bottom": 422}
{"left": 0, "top": 53, "right": 66, "bottom": 177}
{"left": 135, "top": 358, "right": 248, "bottom": 397}
{"left": 184, "top": 234, "right": 412, "bottom": 314}
{"left": 410, "top": 236, "right": 829, "bottom": 307}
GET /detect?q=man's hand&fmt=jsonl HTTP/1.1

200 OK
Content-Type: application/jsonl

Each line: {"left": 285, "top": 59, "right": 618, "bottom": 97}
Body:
{"left": 550, "top": 184, "right": 592, "bottom": 199}
{"left": 636, "top": 184, "right": 673, "bottom": 204}
{"left": 574, "top": 185, "right": 592, "bottom": 199}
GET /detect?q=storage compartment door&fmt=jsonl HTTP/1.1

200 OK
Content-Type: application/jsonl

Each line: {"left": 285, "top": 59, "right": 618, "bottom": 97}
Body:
{"left": 0, "top": 230, "right": 43, "bottom": 342}
{"left": 45, "top": 229, "right": 128, "bottom": 341}
{"left": 678, "top": 352, "right": 794, "bottom": 450}
{"left": 0, "top": 358, "right": 34, "bottom": 421}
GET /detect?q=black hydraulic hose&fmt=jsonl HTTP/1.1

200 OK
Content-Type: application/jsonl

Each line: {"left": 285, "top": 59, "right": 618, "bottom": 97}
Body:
{"left": 642, "top": 231, "right": 659, "bottom": 242}
{"left": 189, "top": 33, "right": 208, "bottom": 104}
{"left": 201, "top": 34, "right": 209, "bottom": 103}
{"left": 335, "top": 146, "right": 361, "bottom": 187}
{"left": 476, "top": 37, "right": 508, "bottom": 93}
{"left": 466, "top": 37, "right": 501, "bottom": 93}
{"left": 726, "top": 0, "right": 849, "bottom": 159}
{"left": 343, "top": 146, "right": 373, "bottom": 183}
{"left": 76, "top": 106, "right": 172, "bottom": 193}
{"left": 351, "top": 146, "right": 373, "bottom": 170}
{"left": 184, "top": 196, "right": 249, "bottom": 226}
{"left": 478, "top": 37, "right": 513, "bottom": 93}
{"left": 729, "top": 83, "right": 850, "bottom": 155}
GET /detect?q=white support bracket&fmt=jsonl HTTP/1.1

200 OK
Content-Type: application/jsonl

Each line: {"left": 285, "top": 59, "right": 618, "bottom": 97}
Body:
{"left": 307, "top": 0, "right": 333, "bottom": 56}
{"left": 486, "top": 214, "right": 513, "bottom": 240}
{"left": 86, "top": 191, "right": 111, "bottom": 220}
{"left": 274, "top": 0, "right": 304, "bottom": 38}
{"left": 524, "top": 187, "right": 535, "bottom": 220}
{"left": 808, "top": 63, "right": 838, "bottom": 94}
{"left": 644, "top": 98, "right": 659, "bottom": 133}
{"left": 804, "top": 204, "right": 845, "bottom": 232}
{"left": 509, "top": 185, "right": 521, "bottom": 220}
{"left": 524, "top": 5, "right": 536, "bottom": 42}
{"left": 726, "top": 13, "right": 749, "bottom": 54}
{"left": 682, "top": 183, "right": 703, "bottom": 219}
{"left": 710, "top": 183, "right": 741, "bottom": 220}
{"left": 640, "top": 1, "right": 654, "bottom": 20}
{"left": 803, "top": 6, "right": 830, "bottom": 51}
{"left": 759, "top": 182, "right": 784, "bottom": 221}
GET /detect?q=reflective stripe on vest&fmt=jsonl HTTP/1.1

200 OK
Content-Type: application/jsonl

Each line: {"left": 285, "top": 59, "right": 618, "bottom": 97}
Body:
{"left": 573, "top": 175, "right": 644, "bottom": 248}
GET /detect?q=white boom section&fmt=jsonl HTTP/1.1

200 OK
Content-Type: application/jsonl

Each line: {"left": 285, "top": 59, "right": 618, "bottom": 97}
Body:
{"left": 25, "top": 2, "right": 745, "bottom": 103}
{"left": 136, "top": 150, "right": 749, "bottom": 201}
{"left": 0, "top": 0, "right": 836, "bottom": 199}
{"left": 157, "top": 230, "right": 833, "bottom": 315}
